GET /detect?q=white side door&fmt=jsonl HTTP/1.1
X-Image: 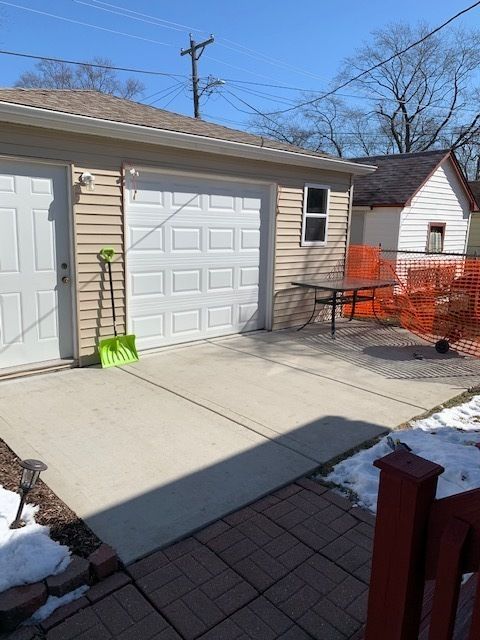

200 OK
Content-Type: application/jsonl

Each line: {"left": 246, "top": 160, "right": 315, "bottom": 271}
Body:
{"left": 0, "top": 160, "right": 73, "bottom": 369}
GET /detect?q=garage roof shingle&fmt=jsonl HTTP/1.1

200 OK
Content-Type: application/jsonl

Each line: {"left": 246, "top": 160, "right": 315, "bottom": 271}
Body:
{"left": 0, "top": 88, "right": 336, "bottom": 160}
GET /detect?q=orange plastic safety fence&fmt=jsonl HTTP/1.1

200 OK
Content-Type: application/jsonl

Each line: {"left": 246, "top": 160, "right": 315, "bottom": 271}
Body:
{"left": 345, "top": 245, "right": 480, "bottom": 358}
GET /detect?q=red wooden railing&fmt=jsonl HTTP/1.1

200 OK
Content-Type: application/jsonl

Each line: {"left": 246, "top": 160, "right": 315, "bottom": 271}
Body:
{"left": 364, "top": 449, "right": 480, "bottom": 640}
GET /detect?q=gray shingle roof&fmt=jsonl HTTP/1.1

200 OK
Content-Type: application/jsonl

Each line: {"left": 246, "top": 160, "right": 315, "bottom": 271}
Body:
{"left": 0, "top": 88, "right": 335, "bottom": 160}
{"left": 351, "top": 150, "right": 449, "bottom": 207}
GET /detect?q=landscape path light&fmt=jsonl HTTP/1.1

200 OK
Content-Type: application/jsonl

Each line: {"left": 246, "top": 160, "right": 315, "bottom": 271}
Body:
{"left": 10, "top": 459, "right": 48, "bottom": 529}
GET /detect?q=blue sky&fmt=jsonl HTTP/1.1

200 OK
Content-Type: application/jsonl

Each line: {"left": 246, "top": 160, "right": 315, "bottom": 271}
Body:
{"left": 0, "top": 0, "right": 478, "bottom": 129}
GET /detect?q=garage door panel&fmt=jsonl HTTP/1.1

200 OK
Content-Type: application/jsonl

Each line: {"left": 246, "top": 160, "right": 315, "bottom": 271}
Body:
{"left": 239, "top": 267, "right": 259, "bottom": 288}
{"left": 240, "top": 229, "right": 260, "bottom": 250}
{"left": 172, "top": 269, "right": 201, "bottom": 294}
{"left": 129, "top": 225, "right": 164, "bottom": 252}
{"left": 171, "top": 190, "right": 201, "bottom": 209}
{"left": 131, "top": 272, "right": 164, "bottom": 296}
{"left": 239, "top": 302, "right": 260, "bottom": 324}
{"left": 208, "top": 228, "right": 234, "bottom": 251}
{"left": 208, "top": 268, "right": 234, "bottom": 290}
{"left": 207, "top": 305, "right": 233, "bottom": 329}
{"left": 126, "top": 171, "right": 269, "bottom": 348}
{"left": 171, "top": 227, "right": 202, "bottom": 252}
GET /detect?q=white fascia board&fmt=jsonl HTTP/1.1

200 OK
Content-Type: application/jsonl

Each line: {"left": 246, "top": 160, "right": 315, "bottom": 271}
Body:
{"left": 0, "top": 101, "right": 377, "bottom": 176}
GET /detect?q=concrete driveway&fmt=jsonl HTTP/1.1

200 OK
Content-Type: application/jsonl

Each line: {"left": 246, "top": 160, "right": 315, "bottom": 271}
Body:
{"left": 0, "top": 321, "right": 478, "bottom": 562}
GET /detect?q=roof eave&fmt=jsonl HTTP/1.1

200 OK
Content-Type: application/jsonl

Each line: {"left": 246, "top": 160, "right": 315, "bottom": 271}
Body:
{"left": 0, "top": 101, "right": 377, "bottom": 176}
{"left": 353, "top": 202, "right": 405, "bottom": 209}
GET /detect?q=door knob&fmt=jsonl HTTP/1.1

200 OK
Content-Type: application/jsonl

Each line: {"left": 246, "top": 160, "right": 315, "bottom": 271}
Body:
{"left": 62, "top": 276, "right": 71, "bottom": 284}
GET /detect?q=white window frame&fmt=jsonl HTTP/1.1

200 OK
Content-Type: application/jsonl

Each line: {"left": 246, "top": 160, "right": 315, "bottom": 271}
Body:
{"left": 301, "top": 183, "right": 330, "bottom": 247}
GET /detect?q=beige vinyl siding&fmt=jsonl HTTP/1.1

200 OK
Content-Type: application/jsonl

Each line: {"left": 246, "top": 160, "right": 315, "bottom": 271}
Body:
{"left": 0, "top": 122, "right": 353, "bottom": 362}
{"left": 73, "top": 168, "right": 124, "bottom": 361}
{"left": 273, "top": 182, "right": 351, "bottom": 329}
{"left": 468, "top": 213, "right": 480, "bottom": 253}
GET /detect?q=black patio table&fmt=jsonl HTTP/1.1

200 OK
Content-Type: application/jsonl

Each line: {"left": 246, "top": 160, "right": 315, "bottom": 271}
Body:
{"left": 291, "top": 277, "right": 397, "bottom": 337}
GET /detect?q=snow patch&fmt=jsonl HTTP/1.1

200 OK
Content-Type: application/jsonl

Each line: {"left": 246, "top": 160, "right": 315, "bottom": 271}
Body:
{"left": 325, "top": 395, "right": 480, "bottom": 513}
{"left": 28, "top": 585, "right": 89, "bottom": 623}
{"left": 0, "top": 486, "right": 71, "bottom": 592}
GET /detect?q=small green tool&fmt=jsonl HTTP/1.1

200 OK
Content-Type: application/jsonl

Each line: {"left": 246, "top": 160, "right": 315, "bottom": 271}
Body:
{"left": 98, "top": 247, "right": 139, "bottom": 368}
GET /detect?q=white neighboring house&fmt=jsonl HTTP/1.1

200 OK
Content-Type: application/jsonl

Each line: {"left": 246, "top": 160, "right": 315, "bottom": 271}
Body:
{"left": 349, "top": 150, "right": 478, "bottom": 254}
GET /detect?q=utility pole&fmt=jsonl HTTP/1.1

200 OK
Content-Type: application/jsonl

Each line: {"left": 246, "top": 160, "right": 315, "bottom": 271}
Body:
{"left": 181, "top": 33, "right": 214, "bottom": 118}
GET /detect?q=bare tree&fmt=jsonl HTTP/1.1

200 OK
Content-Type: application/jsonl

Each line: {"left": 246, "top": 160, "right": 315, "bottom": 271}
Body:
{"left": 453, "top": 141, "right": 480, "bottom": 180}
{"left": 253, "top": 22, "right": 480, "bottom": 176}
{"left": 339, "top": 24, "right": 480, "bottom": 155}
{"left": 253, "top": 97, "right": 359, "bottom": 157}
{"left": 16, "top": 57, "right": 144, "bottom": 99}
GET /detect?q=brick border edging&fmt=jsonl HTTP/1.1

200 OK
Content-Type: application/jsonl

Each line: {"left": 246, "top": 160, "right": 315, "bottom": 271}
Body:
{"left": 0, "top": 544, "right": 120, "bottom": 633}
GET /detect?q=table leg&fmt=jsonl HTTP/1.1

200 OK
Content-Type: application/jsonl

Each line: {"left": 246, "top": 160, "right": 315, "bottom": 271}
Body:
{"left": 331, "top": 291, "right": 337, "bottom": 338}
{"left": 297, "top": 293, "right": 318, "bottom": 331}
{"left": 349, "top": 290, "right": 358, "bottom": 321}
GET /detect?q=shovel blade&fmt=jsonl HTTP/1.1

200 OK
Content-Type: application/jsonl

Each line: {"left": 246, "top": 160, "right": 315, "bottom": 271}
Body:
{"left": 98, "top": 334, "right": 139, "bottom": 368}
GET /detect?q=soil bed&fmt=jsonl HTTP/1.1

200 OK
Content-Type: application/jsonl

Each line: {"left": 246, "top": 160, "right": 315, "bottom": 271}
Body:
{"left": 0, "top": 438, "right": 101, "bottom": 557}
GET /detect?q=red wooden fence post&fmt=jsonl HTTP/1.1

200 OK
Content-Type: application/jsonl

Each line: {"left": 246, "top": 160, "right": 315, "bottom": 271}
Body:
{"left": 364, "top": 450, "right": 444, "bottom": 640}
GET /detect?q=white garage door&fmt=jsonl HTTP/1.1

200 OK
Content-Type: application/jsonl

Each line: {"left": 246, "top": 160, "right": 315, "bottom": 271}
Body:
{"left": 0, "top": 160, "right": 73, "bottom": 369}
{"left": 125, "top": 170, "right": 270, "bottom": 350}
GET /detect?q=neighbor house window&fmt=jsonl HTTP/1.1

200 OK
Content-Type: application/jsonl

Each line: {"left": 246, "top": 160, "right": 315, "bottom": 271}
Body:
{"left": 301, "top": 184, "right": 329, "bottom": 246}
{"left": 427, "top": 223, "right": 445, "bottom": 253}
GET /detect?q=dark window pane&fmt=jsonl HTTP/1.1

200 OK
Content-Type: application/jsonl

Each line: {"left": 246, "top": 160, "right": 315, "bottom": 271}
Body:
{"left": 305, "top": 216, "right": 326, "bottom": 242}
{"left": 306, "top": 188, "right": 327, "bottom": 213}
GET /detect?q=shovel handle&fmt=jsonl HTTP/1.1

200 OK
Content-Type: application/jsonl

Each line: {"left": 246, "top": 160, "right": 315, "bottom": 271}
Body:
{"left": 107, "top": 260, "right": 117, "bottom": 337}
{"left": 101, "top": 249, "right": 117, "bottom": 337}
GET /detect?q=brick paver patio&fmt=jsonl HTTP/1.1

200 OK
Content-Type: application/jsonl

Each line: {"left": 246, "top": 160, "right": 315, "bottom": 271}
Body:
{"left": 17, "top": 478, "right": 375, "bottom": 640}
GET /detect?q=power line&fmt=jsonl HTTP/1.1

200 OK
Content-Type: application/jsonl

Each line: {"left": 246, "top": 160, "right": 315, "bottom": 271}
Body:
{"left": 222, "top": 89, "right": 281, "bottom": 126}
{"left": 146, "top": 81, "right": 187, "bottom": 104}
{"left": 75, "top": 0, "right": 332, "bottom": 84}
{"left": 221, "top": 89, "right": 475, "bottom": 136}
{"left": 264, "top": 1, "right": 480, "bottom": 116}
{"left": 0, "top": 48, "right": 187, "bottom": 79}
{"left": 82, "top": 0, "right": 205, "bottom": 33}
{"left": 0, "top": 44, "right": 476, "bottom": 120}
{"left": 216, "top": 39, "right": 330, "bottom": 83}
{"left": 203, "top": 112, "right": 248, "bottom": 128}
{"left": 226, "top": 82, "right": 304, "bottom": 106}
{"left": 227, "top": 80, "right": 480, "bottom": 118}
{"left": 0, "top": 43, "right": 476, "bottom": 117}
{"left": 73, "top": 0, "right": 203, "bottom": 34}
{"left": 0, "top": 1, "right": 173, "bottom": 46}
{"left": 220, "top": 77, "right": 480, "bottom": 114}
{"left": 161, "top": 84, "right": 187, "bottom": 110}
{"left": 219, "top": 91, "right": 256, "bottom": 116}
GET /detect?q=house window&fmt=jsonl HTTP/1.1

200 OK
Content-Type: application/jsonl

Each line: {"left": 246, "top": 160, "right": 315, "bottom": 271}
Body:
{"left": 301, "top": 184, "right": 329, "bottom": 246}
{"left": 427, "top": 223, "right": 445, "bottom": 253}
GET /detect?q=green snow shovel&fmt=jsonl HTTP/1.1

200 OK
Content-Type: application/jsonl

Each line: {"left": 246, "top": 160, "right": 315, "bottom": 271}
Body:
{"left": 98, "top": 247, "right": 139, "bottom": 368}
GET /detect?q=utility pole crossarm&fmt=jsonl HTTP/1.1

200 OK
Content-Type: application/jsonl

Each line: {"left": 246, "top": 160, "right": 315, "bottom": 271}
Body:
{"left": 180, "top": 33, "right": 215, "bottom": 119}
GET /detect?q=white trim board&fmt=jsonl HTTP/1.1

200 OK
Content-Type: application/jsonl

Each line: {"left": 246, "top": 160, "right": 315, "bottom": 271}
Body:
{"left": 0, "top": 101, "right": 377, "bottom": 176}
